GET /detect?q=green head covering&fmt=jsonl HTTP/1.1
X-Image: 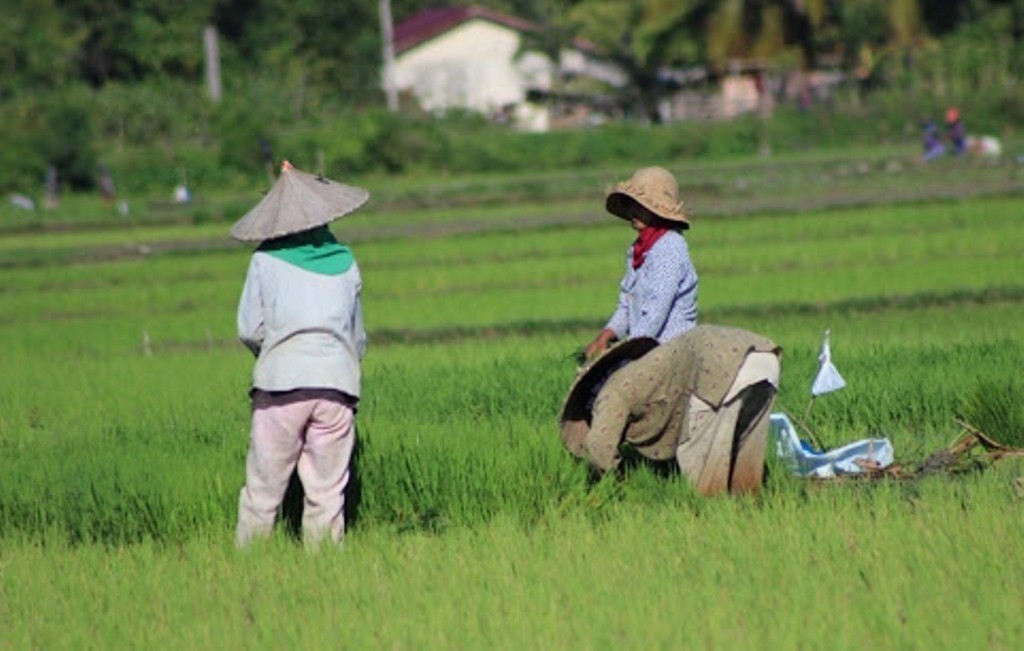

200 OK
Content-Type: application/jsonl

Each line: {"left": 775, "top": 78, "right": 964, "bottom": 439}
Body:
{"left": 257, "top": 226, "right": 353, "bottom": 275}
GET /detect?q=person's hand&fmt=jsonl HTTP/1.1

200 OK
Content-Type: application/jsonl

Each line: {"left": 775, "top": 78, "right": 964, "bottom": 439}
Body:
{"left": 584, "top": 329, "right": 617, "bottom": 360}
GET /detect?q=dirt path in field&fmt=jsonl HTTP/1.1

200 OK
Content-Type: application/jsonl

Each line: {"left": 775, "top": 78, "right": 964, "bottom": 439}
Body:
{"left": 2, "top": 170, "right": 1022, "bottom": 268}
{"left": 113, "top": 283, "right": 1024, "bottom": 353}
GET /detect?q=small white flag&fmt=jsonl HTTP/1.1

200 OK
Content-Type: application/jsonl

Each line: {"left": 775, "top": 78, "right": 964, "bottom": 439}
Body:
{"left": 811, "top": 328, "right": 846, "bottom": 397}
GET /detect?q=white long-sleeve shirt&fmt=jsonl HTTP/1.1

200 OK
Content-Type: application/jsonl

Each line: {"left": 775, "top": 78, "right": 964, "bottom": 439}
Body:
{"left": 605, "top": 230, "right": 698, "bottom": 343}
{"left": 237, "top": 252, "right": 366, "bottom": 398}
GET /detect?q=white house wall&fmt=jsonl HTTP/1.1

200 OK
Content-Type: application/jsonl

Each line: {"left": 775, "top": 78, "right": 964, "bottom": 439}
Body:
{"left": 393, "top": 19, "right": 553, "bottom": 118}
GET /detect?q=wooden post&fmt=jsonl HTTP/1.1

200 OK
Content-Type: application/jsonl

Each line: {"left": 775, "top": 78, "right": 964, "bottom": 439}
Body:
{"left": 204, "top": 25, "right": 222, "bottom": 103}
{"left": 379, "top": 0, "right": 398, "bottom": 112}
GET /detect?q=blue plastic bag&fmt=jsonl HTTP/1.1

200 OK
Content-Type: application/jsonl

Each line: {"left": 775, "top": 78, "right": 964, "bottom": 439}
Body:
{"left": 769, "top": 413, "right": 894, "bottom": 478}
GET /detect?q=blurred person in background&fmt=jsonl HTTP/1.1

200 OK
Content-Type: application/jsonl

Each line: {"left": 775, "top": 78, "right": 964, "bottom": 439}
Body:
{"left": 584, "top": 166, "right": 698, "bottom": 360}
{"left": 98, "top": 164, "right": 116, "bottom": 205}
{"left": 921, "top": 119, "right": 946, "bottom": 162}
{"left": 231, "top": 161, "right": 368, "bottom": 548}
{"left": 946, "top": 108, "right": 967, "bottom": 156}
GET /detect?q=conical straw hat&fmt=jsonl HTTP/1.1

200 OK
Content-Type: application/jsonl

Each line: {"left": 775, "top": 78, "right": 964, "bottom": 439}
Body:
{"left": 558, "top": 337, "right": 660, "bottom": 456}
{"left": 230, "top": 161, "right": 370, "bottom": 242}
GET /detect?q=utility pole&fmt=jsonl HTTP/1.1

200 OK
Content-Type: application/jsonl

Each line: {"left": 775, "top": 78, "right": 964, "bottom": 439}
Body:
{"left": 379, "top": 0, "right": 398, "bottom": 112}
{"left": 204, "top": 25, "right": 222, "bottom": 103}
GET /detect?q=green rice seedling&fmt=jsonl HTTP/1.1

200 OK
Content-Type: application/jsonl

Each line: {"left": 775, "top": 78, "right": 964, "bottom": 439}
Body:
{"left": 3, "top": 481, "right": 1023, "bottom": 648}
{"left": 956, "top": 375, "right": 1024, "bottom": 449}
{"left": 2, "top": 175, "right": 1024, "bottom": 647}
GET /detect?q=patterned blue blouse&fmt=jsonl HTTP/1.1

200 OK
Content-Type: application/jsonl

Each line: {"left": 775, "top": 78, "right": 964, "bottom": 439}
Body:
{"left": 605, "top": 230, "right": 698, "bottom": 343}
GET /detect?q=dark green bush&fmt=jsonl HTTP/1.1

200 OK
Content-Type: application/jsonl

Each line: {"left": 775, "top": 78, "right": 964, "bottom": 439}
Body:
{"left": 0, "top": 102, "right": 47, "bottom": 195}
{"left": 32, "top": 88, "right": 99, "bottom": 191}
{"left": 216, "top": 100, "right": 276, "bottom": 173}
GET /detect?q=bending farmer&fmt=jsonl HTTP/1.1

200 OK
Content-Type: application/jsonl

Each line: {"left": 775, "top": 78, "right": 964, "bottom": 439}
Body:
{"left": 561, "top": 325, "right": 781, "bottom": 495}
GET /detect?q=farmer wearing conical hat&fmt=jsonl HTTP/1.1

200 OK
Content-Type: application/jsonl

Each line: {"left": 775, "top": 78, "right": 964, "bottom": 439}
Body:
{"left": 561, "top": 325, "right": 781, "bottom": 495}
{"left": 232, "top": 161, "right": 368, "bottom": 547}
{"left": 584, "top": 166, "right": 698, "bottom": 360}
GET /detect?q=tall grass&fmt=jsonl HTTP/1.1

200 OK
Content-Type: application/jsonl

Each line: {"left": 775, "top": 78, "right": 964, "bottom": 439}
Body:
{"left": 1, "top": 317, "right": 1021, "bottom": 543}
{"left": 957, "top": 375, "right": 1024, "bottom": 449}
{"left": 3, "top": 476, "right": 1022, "bottom": 647}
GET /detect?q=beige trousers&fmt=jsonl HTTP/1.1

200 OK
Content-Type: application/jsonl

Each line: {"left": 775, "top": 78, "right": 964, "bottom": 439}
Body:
{"left": 236, "top": 389, "right": 356, "bottom": 548}
{"left": 676, "top": 352, "right": 779, "bottom": 496}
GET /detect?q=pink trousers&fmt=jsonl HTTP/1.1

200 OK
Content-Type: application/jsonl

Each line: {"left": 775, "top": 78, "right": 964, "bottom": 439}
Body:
{"left": 236, "top": 389, "right": 356, "bottom": 547}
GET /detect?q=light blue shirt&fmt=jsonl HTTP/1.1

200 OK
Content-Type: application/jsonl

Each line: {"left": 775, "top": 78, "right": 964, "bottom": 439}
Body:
{"left": 237, "top": 252, "right": 366, "bottom": 398}
{"left": 605, "top": 230, "right": 698, "bottom": 343}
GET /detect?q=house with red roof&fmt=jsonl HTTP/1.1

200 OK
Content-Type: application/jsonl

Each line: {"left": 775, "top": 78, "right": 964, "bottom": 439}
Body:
{"left": 389, "top": 5, "right": 627, "bottom": 131}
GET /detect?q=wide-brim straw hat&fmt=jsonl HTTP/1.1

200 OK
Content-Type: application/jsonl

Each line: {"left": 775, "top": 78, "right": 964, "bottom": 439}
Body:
{"left": 605, "top": 166, "right": 689, "bottom": 226}
{"left": 559, "top": 337, "right": 660, "bottom": 456}
{"left": 230, "top": 161, "right": 370, "bottom": 242}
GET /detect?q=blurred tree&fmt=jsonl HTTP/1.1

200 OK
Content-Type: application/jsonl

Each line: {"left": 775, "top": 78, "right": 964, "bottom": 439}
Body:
{"left": 1012, "top": 0, "right": 1024, "bottom": 74}
{"left": 568, "top": 0, "right": 713, "bottom": 122}
{"left": 55, "top": 0, "right": 216, "bottom": 85}
{"left": 515, "top": 0, "right": 583, "bottom": 96}
{"left": 212, "top": 0, "right": 381, "bottom": 106}
{"left": 37, "top": 93, "right": 98, "bottom": 190}
{"left": 291, "top": 0, "right": 380, "bottom": 104}
{"left": 831, "top": 0, "right": 923, "bottom": 86}
{"left": 919, "top": 0, "right": 978, "bottom": 35}
{"left": 705, "top": 0, "right": 832, "bottom": 70}
{"left": 128, "top": 1, "right": 214, "bottom": 79}
{"left": 0, "top": 0, "right": 84, "bottom": 97}
{"left": 704, "top": 0, "right": 932, "bottom": 108}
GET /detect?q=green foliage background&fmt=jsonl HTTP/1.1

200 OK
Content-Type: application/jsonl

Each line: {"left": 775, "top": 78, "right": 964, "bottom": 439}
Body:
{"left": 2, "top": 1, "right": 1023, "bottom": 197}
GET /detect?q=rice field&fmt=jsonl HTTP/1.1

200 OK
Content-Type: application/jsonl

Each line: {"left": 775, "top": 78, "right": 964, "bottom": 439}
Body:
{"left": 1, "top": 157, "right": 1023, "bottom": 648}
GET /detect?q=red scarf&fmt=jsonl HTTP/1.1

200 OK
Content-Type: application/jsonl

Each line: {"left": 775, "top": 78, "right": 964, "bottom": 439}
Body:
{"left": 632, "top": 226, "right": 670, "bottom": 269}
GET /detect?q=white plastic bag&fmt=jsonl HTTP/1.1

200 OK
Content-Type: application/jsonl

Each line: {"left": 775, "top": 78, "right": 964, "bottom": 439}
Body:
{"left": 811, "top": 328, "right": 846, "bottom": 397}
{"left": 769, "top": 413, "right": 893, "bottom": 478}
